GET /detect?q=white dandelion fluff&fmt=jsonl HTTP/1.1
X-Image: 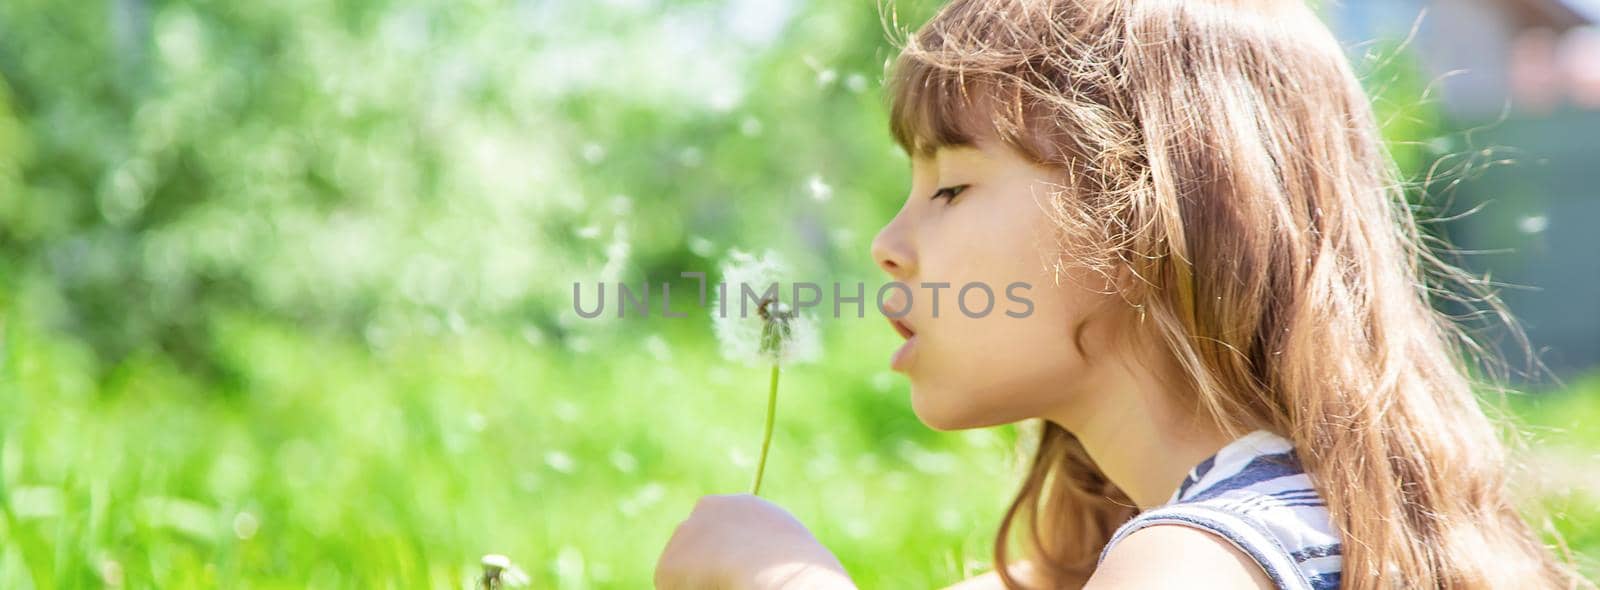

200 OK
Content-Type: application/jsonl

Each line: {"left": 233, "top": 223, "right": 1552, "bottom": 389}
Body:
{"left": 846, "top": 73, "right": 868, "bottom": 93}
{"left": 1518, "top": 215, "right": 1549, "bottom": 234}
{"left": 711, "top": 249, "right": 821, "bottom": 367}
{"left": 806, "top": 174, "right": 833, "bottom": 202}
{"left": 479, "top": 554, "right": 530, "bottom": 589}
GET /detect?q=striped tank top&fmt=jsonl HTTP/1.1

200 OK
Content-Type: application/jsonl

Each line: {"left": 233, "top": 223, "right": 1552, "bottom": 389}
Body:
{"left": 1097, "top": 430, "right": 1343, "bottom": 590}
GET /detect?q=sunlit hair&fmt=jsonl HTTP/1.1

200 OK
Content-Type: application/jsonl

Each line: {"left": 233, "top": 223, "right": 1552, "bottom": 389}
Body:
{"left": 883, "top": 0, "right": 1589, "bottom": 587}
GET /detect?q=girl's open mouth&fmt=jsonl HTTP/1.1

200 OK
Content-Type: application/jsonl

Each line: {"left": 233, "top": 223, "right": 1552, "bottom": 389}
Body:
{"left": 889, "top": 317, "right": 915, "bottom": 340}
{"left": 888, "top": 317, "right": 917, "bottom": 371}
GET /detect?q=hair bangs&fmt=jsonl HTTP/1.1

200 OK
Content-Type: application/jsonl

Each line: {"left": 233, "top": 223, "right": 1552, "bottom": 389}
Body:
{"left": 886, "top": 51, "right": 1009, "bottom": 159}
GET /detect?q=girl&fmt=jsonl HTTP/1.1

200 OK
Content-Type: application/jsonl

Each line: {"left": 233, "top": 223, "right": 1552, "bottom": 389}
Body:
{"left": 655, "top": 0, "right": 1590, "bottom": 588}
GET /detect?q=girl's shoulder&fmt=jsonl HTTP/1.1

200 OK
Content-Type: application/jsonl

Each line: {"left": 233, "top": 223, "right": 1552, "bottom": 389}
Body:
{"left": 1100, "top": 431, "right": 1343, "bottom": 590}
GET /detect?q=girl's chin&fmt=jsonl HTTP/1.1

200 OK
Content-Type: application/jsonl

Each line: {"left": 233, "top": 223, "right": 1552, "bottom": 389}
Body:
{"left": 909, "top": 385, "right": 983, "bottom": 432}
{"left": 910, "top": 383, "right": 1035, "bottom": 431}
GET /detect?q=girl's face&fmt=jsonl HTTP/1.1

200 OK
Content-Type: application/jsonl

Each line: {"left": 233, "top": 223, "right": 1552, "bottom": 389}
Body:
{"left": 871, "top": 139, "right": 1127, "bottom": 430}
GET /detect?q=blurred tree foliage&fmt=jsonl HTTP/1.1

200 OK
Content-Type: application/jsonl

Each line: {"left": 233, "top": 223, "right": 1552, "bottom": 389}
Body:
{"left": 0, "top": 0, "right": 948, "bottom": 385}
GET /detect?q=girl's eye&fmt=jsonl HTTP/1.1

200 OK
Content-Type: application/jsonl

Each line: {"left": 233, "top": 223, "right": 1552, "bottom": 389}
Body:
{"left": 930, "top": 184, "right": 970, "bottom": 202}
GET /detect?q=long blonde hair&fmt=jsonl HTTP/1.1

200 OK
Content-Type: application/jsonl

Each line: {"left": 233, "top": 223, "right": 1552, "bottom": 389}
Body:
{"left": 883, "top": 0, "right": 1588, "bottom": 587}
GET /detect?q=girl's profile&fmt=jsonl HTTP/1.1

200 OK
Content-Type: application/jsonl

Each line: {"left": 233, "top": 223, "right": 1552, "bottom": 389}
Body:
{"left": 654, "top": 0, "right": 1593, "bottom": 588}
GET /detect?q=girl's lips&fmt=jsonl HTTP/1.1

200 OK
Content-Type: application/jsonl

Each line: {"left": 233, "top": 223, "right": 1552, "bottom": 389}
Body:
{"left": 888, "top": 317, "right": 915, "bottom": 340}
{"left": 887, "top": 317, "right": 917, "bottom": 372}
{"left": 891, "top": 335, "right": 918, "bottom": 372}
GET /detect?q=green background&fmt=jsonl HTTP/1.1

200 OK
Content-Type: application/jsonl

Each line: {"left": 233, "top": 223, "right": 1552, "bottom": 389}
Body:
{"left": 0, "top": 0, "right": 1594, "bottom": 587}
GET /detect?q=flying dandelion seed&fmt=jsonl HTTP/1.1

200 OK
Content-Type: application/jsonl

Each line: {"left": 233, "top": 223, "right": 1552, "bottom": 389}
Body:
{"left": 679, "top": 147, "right": 705, "bottom": 168}
{"left": 555, "top": 547, "right": 586, "bottom": 582}
{"left": 937, "top": 508, "right": 964, "bottom": 532}
{"left": 687, "top": 235, "right": 716, "bottom": 258}
{"left": 844, "top": 518, "right": 871, "bottom": 539}
{"left": 544, "top": 450, "right": 577, "bottom": 474}
{"left": 553, "top": 400, "right": 581, "bottom": 423}
{"left": 846, "top": 73, "right": 868, "bottom": 93}
{"left": 618, "top": 482, "right": 666, "bottom": 517}
{"left": 1518, "top": 215, "right": 1549, "bottom": 234}
{"left": 740, "top": 116, "right": 763, "bottom": 136}
{"left": 729, "top": 446, "right": 754, "bottom": 469}
{"left": 520, "top": 325, "right": 546, "bottom": 347}
{"left": 807, "top": 174, "right": 833, "bottom": 202}
{"left": 232, "top": 511, "right": 259, "bottom": 540}
{"left": 609, "top": 194, "right": 633, "bottom": 215}
{"left": 644, "top": 333, "right": 672, "bottom": 361}
{"left": 711, "top": 250, "right": 820, "bottom": 495}
{"left": 609, "top": 449, "right": 639, "bottom": 473}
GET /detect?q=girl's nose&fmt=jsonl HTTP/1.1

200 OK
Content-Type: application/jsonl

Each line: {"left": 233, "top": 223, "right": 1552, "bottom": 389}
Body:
{"left": 871, "top": 218, "right": 915, "bottom": 281}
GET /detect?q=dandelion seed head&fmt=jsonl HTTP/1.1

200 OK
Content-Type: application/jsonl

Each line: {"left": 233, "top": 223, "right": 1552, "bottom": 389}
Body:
{"left": 712, "top": 250, "right": 821, "bottom": 366}
{"left": 482, "top": 554, "right": 513, "bottom": 571}
{"left": 480, "top": 554, "right": 531, "bottom": 588}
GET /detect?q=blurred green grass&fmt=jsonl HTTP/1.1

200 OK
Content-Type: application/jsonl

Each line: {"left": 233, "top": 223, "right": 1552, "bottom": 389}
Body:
{"left": 2, "top": 306, "right": 1597, "bottom": 588}
{"left": 0, "top": 305, "right": 1028, "bottom": 588}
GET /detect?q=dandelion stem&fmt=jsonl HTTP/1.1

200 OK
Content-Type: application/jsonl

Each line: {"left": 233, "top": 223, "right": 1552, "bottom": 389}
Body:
{"left": 751, "top": 363, "right": 781, "bottom": 495}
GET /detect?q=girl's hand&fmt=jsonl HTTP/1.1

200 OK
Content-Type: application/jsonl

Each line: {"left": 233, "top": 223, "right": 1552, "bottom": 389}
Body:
{"left": 655, "top": 494, "right": 856, "bottom": 589}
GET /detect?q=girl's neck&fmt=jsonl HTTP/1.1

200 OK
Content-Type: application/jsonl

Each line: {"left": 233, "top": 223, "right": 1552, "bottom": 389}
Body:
{"left": 1044, "top": 354, "right": 1234, "bottom": 510}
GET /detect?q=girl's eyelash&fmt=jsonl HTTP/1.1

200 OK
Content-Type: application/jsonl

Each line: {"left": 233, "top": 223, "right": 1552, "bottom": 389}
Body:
{"left": 930, "top": 184, "right": 970, "bottom": 202}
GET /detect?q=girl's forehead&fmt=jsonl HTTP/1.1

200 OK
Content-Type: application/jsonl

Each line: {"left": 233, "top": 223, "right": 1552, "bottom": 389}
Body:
{"left": 912, "top": 143, "right": 990, "bottom": 165}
